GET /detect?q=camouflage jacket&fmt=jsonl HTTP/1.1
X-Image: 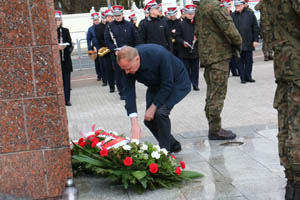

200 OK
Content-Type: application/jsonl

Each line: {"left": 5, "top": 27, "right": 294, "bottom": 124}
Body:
{"left": 195, "top": 0, "right": 242, "bottom": 67}
{"left": 265, "top": 0, "right": 300, "bottom": 80}
{"left": 255, "top": 0, "right": 271, "bottom": 31}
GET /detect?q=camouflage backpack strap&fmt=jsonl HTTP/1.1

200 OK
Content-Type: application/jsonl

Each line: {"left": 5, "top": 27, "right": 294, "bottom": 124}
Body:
{"left": 271, "top": 0, "right": 300, "bottom": 52}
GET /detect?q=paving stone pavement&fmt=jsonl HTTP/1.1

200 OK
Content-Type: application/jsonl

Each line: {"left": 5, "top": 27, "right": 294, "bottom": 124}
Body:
{"left": 64, "top": 52, "right": 287, "bottom": 200}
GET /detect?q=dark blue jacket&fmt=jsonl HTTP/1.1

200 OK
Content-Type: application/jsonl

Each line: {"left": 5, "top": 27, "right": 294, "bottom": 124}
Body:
{"left": 86, "top": 25, "right": 100, "bottom": 50}
{"left": 104, "top": 19, "right": 140, "bottom": 54}
{"left": 124, "top": 44, "right": 191, "bottom": 115}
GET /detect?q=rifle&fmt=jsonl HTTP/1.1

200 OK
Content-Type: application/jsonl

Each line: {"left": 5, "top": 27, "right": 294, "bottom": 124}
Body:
{"left": 107, "top": 24, "right": 118, "bottom": 48}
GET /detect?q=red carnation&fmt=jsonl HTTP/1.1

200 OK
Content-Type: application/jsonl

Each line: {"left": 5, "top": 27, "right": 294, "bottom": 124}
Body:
{"left": 79, "top": 141, "right": 86, "bottom": 147}
{"left": 123, "top": 157, "right": 133, "bottom": 166}
{"left": 175, "top": 166, "right": 181, "bottom": 176}
{"left": 180, "top": 161, "right": 186, "bottom": 169}
{"left": 149, "top": 163, "right": 158, "bottom": 174}
{"left": 91, "top": 138, "right": 99, "bottom": 148}
{"left": 87, "top": 135, "right": 95, "bottom": 141}
{"left": 171, "top": 155, "right": 176, "bottom": 160}
{"left": 78, "top": 138, "right": 85, "bottom": 144}
{"left": 100, "top": 148, "right": 108, "bottom": 157}
{"left": 95, "top": 130, "right": 101, "bottom": 136}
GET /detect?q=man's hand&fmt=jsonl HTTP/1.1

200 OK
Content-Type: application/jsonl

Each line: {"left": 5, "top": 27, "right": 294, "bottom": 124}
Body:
{"left": 144, "top": 104, "right": 157, "bottom": 121}
{"left": 130, "top": 117, "right": 141, "bottom": 139}
{"left": 253, "top": 42, "right": 259, "bottom": 48}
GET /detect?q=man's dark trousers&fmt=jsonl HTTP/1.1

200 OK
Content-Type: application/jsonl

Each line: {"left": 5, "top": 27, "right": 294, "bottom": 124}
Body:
{"left": 144, "top": 105, "right": 177, "bottom": 151}
{"left": 181, "top": 58, "right": 199, "bottom": 88}
{"left": 229, "top": 57, "right": 239, "bottom": 76}
{"left": 62, "top": 72, "right": 71, "bottom": 103}
{"left": 95, "top": 56, "right": 102, "bottom": 80}
{"left": 238, "top": 51, "right": 253, "bottom": 81}
{"left": 104, "top": 55, "right": 115, "bottom": 90}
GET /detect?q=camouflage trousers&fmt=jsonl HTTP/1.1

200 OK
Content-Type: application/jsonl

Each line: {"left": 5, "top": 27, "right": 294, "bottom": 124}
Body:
{"left": 262, "top": 31, "right": 273, "bottom": 57}
{"left": 274, "top": 79, "right": 300, "bottom": 181}
{"left": 204, "top": 60, "right": 229, "bottom": 132}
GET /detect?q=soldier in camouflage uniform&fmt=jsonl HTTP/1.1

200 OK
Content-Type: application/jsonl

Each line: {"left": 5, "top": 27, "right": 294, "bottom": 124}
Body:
{"left": 194, "top": 0, "right": 242, "bottom": 140}
{"left": 265, "top": 0, "right": 300, "bottom": 199}
{"left": 255, "top": 0, "right": 273, "bottom": 61}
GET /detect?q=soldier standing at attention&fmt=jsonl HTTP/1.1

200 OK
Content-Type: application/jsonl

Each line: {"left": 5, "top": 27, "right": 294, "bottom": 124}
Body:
{"left": 265, "top": 0, "right": 300, "bottom": 199}
{"left": 167, "top": 7, "right": 181, "bottom": 57}
{"left": 254, "top": 0, "right": 273, "bottom": 61}
{"left": 194, "top": 0, "right": 242, "bottom": 140}
{"left": 104, "top": 5, "right": 140, "bottom": 100}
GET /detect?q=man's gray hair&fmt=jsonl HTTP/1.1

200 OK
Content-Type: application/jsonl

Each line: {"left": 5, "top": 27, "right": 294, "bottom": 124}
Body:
{"left": 116, "top": 46, "right": 138, "bottom": 63}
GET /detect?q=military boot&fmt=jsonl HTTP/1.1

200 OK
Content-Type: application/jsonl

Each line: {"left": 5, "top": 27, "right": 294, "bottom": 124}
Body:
{"left": 293, "top": 181, "right": 300, "bottom": 200}
{"left": 208, "top": 129, "right": 236, "bottom": 140}
{"left": 285, "top": 180, "right": 295, "bottom": 200}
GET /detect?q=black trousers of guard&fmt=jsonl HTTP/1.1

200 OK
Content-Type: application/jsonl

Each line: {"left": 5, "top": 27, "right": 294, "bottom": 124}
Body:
{"left": 94, "top": 56, "right": 102, "bottom": 80}
{"left": 104, "top": 55, "right": 115, "bottom": 90}
{"left": 99, "top": 56, "right": 107, "bottom": 85}
{"left": 62, "top": 72, "right": 71, "bottom": 103}
{"left": 112, "top": 57, "right": 125, "bottom": 97}
{"left": 144, "top": 105, "right": 177, "bottom": 151}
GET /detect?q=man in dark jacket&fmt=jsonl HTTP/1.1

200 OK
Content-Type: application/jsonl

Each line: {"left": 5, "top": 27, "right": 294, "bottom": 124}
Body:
{"left": 104, "top": 5, "right": 140, "bottom": 100}
{"left": 95, "top": 9, "right": 115, "bottom": 92}
{"left": 117, "top": 44, "right": 191, "bottom": 152}
{"left": 175, "top": 4, "right": 200, "bottom": 91}
{"left": 139, "top": 0, "right": 172, "bottom": 51}
{"left": 55, "top": 11, "right": 73, "bottom": 106}
{"left": 231, "top": 0, "right": 259, "bottom": 84}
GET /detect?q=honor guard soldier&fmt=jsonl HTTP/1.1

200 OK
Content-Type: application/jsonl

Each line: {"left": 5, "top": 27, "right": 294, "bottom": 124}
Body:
{"left": 95, "top": 9, "right": 115, "bottom": 91}
{"left": 87, "top": 12, "right": 102, "bottom": 81}
{"left": 175, "top": 4, "right": 200, "bottom": 91}
{"left": 55, "top": 11, "right": 74, "bottom": 106}
{"left": 104, "top": 5, "right": 140, "bottom": 100}
{"left": 139, "top": 0, "right": 172, "bottom": 51}
{"left": 195, "top": 0, "right": 242, "bottom": 140}
{"left": 167, "top": 7, "right": 181, "bottom": 56}
{"left": 128, "top": 13, "right": 138, "bottom": 29}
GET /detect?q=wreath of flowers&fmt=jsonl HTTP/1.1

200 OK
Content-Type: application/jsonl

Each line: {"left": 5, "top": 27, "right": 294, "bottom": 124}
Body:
{"left": 71, "top": 125, "right": 203, "bottom": 192}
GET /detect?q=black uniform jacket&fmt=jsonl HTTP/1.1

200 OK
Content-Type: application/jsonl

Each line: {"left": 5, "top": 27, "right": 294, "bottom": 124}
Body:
{"left": 175, "top": 18, "right": 199, "bottom": 59}
{"left": 124, "top": 44, "right": 191, "bottom": 115}
{"left": 57, "top": 26, "right": 73, "bottom": 73}
{"left": 138, "top": 16, "right": 172, "bottom": 51}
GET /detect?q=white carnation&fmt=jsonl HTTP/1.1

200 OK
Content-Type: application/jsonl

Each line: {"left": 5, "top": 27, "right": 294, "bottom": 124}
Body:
{"left": 143, "top": 153, "right": 149, "bottom": 160}
{"left": 122, "top": 144, "right": 131, "bottom": 151}
{"left": 151, "top": 151, "right": 161, "bottom": 159}
{"left": 141, "top": 144, "right": 148, "bottom": 151}
{"left": 131, "top": 139, "right": 140, "bottom": 145}
{"left": 111, "top": 131, "right": 119, "bottom": 136}
{"left": 154, "top": 144, "right": 161, "bottom": 151}
{"left": 160, "top": 148, "right": 168, "bottom": 156}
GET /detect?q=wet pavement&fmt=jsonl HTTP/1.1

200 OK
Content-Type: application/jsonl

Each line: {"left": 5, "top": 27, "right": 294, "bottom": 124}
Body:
{"left": 68, "top": 51, "right": 285, "bottom": 200}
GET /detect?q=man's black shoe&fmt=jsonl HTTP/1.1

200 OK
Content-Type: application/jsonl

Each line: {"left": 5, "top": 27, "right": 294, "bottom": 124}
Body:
{"left": 170, "top": 141, "right": 182, "bottom": 153}
{"left": 285, "top": 180, "right": 295, "bottom": 200}
{"left": 193, "top": 86, "right": 200, "bottom": 91}
{"left": 65, "top": 102, "right": 72, "bottom": 106}
{"left": 246, "top": 78, "right": 256, "bottom": 83}
{"left": 208, "top": 129, "right": 236, "bottom": 140}
{"left": 102, "top": 83, "right": 108, "bottom": 87}
{"left": 232, "top": 74, "right": 239, "bottom": 77}
{"left": 97, "top": 77, "right": 101, "bottom": 81}
{"left": 109, "top": 88, "right": 115, "bottom": 93}
{"left": 264, "top": 56, "right": 269, "bottom": 61}
{"left": 241, "top": 80, "right": 247, "bottom": 84}
{"left": 269, "top": 55, "right": 274, "bottom": 60}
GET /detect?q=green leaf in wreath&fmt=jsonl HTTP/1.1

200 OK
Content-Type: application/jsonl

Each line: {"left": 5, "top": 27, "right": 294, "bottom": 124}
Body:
{"left": 180, "top": 171, "right": 204, "bottom": 179}
{"left": 72, "top": 154, "right": 106, "bottom": 168}
{"left": 139, "top": 178, "right": 148, "bottom": 189}
{"left": 132, "top": 171, "right": 147, "bottom": 181}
